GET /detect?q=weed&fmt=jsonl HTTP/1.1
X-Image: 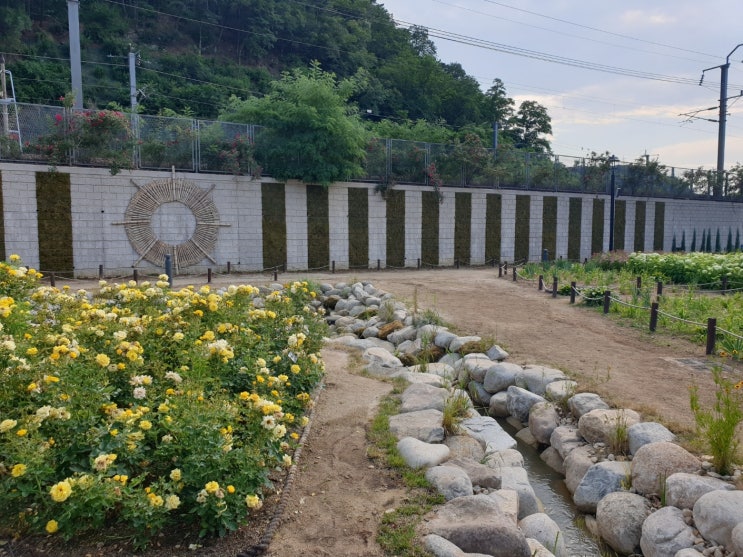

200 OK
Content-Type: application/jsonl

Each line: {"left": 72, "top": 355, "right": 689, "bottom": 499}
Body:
{"left": 689, "top": 367, "right": 743, "bottom": 475}
{"left": 378, "top": 299, "right": 396, "bottom": 322}
{"left": 607, "top": 410, "right": 630, "bottom": 456}
{"left": 442, "top": 391, "right": 472, "bottom": 435}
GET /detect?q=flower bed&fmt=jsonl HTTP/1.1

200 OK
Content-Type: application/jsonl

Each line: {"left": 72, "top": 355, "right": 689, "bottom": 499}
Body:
{"left": 0, "top": 258, "right": 326, "bottom": 548}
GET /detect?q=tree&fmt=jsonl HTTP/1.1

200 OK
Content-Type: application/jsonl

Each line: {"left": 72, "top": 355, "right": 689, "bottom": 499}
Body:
{"left": 221, "top": 62, "right": 368, "bottom": 186}
{"left": 506, "top": 100, "right": 552, "bottom": 152}
{"left": 481, "top": 79, "right": 515, "bottom": 125}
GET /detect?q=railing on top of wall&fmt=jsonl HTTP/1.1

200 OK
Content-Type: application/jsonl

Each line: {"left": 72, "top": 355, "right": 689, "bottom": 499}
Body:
{"left": 0, "top": 102, "right": 740, "bottom": 201}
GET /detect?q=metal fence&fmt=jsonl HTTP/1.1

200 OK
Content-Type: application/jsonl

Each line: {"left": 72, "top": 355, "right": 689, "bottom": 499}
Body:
{"left": 0, "top": 102, "right": 738, "bottom": 200}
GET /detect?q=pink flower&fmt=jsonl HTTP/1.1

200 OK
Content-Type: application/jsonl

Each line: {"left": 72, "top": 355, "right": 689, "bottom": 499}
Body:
{"left": 54, "top": 114, "right": 63, "bottom": 123}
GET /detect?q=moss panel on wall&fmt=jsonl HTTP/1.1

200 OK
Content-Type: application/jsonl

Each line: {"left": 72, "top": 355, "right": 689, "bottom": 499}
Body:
{"left": 514, "top": 195, "right": 530, "bottom": 262}
{"left": 455, "top": 192, "right": 472, "bottom": 264}
{"left": 0, "top": 172, "right": 5, "bottom": 260}
{"left": 567, "top": 197, "right": 582, "bottom": 261}
{"left": 348, "top": 188, "right": 368, "bottom": 268}
{"left": 36, "top": 172, "right": 74, "bottom": 275}
{"left": 306, "top": 185, "right": 329, "bottom": 269}
{"left": 485, "top": 194, "right": 501, "bottom": 263}
{"left": 634, "top": 201, "right": 646, "bottom": 252}
{"left": 654, "top": 202, "right": 665, "bottom": 251}
{"left": 421, "top": 191, "right": 439, "bottom": 266}
{"left": 386, "top": 189, "right": 405, "bottom": 267}
{"left": 261, "top": 183, "right": 287, "bottom": 270}
{"left": 541, "top": 196, "right": 557, "bottom": 261}
{"left": 592, "top": 198, "right": 604, "bottom": 256}
{"left": 614, "top": 200, "right": 626, "bottom": 251}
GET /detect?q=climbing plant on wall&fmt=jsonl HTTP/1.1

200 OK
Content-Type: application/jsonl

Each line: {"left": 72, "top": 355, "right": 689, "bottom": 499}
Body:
{"left": 421, "top": 191, "right": 440, "bottom": 266}
{"left": 592, "top": 198, "right": 604, "bottom": 256}
{"left": 541, "top": 196, "right": 557, "bottom": 261}
{"left": 348, "top": 188, "right": 368, "bottom": 268}
{"left": 454, "top": 192, "right": 471, "bottom": 264}
{"left": 654, "top": 202, "right": 665, "bottom": 251}
{"left": 514, "top": 195, "right": 530, "bottom": 262}
{"left": 0, "top": 172, "right": 5, "bottom": 260}
{"left": 306, "top": 185, "right": 329, "bottom": 269}
{"left": 36, "top": 172, "right": 73, "bottom": 276}
{"left": 568, "top": 197, "right": 581, "bottom": 261}
{"left": 634, "top": 201, "right": 646, "bottom": 251}
{"left": 386, "top": 189, "right": 405, "bottom": 267}
{"left": 615, "top": 200, "right": 626, "bottom": 251}
{"left": 261, "top": 184, "right": 287, "bottom": 270}
{"left": 485, "top": 194, "right": 501, "bottom": 264}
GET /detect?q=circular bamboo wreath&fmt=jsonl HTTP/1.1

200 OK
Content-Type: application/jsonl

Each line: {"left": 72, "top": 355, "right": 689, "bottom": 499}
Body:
{"left": 121, "top": 178, "right": 223, "bottom": 270}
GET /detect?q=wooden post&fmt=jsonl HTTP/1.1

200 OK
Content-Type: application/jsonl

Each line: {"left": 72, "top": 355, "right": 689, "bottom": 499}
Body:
{"left": 706, "top": 318, "right": 717, "bottom": 355}
{"left": 98, "top": 264, "right": 103, "bottom": 280}
{"left": 417, "top": 258, "right": 421, "bottom": 269}
{"left": 603, "top": 290, "right": 611, "bottom": 314}
{"left": 227, "top": 261, "right": 231, "bottom": 274}
{"left": 207, "top": 268, "right": 212, "bottom": 283}
{"left": 377, "top": 259, "right": 380, "bottom": 271}
{"left": 570, "top": 281, "right": 576, "bottom": 304}
{"left": 332, "top": 260, "right": 336, "bottom": 274}
{"left": 456, "top": 259, "right": 460, "bottom": 269}
{"left": 538, "top": 275, "right": 543, "bottom": 290}
{"left": 657, "top": 281, "right": 663, "bottom": 297}
{"left": 273, "top": 267, "right": 278, "bottom": 281}
{"left": 552, "top": 276, "right": 558, "bottom": 298}
{"left": 650, "top": 302, "right": 659, "bottom": 331}
{"left": 512, "top": 265, "right": 517, "bottom": 281}
{"left": 133, "top": 269, "right": 138, "bottom": 283}
{"left": 498, "top": 264, "right": 503, "bottom": 278}
{"left": 722, "top": 276, "right": 728, "bottom": 295}
{"left": 636, "top": 276, "right": 642, "bottom": 290}
{"left": 50, "top": 272, "right": 55, "bottom": 287}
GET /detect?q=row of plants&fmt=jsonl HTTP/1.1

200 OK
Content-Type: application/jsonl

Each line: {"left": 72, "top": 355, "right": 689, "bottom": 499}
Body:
{"left": 523, "top": 252, "right": 743, "bottom": 365}
{"left": 0, "top": 256, "right": 326, "bottom": 548}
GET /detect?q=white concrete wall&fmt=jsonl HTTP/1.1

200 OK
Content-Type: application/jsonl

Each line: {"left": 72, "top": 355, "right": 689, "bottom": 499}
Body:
{"left": 3, "top": 163, "right": 743, "bottom": 276}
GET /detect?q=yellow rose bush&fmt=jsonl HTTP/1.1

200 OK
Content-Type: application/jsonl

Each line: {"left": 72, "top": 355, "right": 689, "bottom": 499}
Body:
{"left": 0, "top": 260, "right": 326, "bottom": 547}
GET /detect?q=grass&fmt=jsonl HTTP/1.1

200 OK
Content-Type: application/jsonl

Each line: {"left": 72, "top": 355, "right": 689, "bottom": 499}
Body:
{"left": 367, "top": 386, "right": 444, "bottom": 557}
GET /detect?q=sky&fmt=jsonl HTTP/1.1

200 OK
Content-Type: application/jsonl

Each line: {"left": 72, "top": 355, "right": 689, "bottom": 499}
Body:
{"left": 379, "top": 0, "right": 743, "bottom": 171}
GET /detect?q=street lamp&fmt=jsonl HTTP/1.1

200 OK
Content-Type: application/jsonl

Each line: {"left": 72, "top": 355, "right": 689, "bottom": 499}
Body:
{"left": 608, "top": 155, "right": 619, "bottom": 252}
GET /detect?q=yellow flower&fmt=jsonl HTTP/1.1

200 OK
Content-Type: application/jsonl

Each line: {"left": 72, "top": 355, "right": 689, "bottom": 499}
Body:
{"left": 0, "top": 419, "right": 17, "bottom": 432}
{"left": 95, "top": 353, "right": 110, "bottom": 367}
{"left": 45, "top": 520, "right": 59, "bottom": 534}
{"left": 290, "top": 364, "right": 301, "bottom": 374}
{"left": 11, "top": 463, "right": 27, "bottom": 477}
{"left": 245, "top": 494, "right": 262, "bottom": 509}
{"left": 170, "top": 469, "right": 182, "bottom": 482}
{"left": 50, "top": 480, "right": 73, "bottom": 502}
{"left": 16, "top": 429, "right": 27, "bottom": 437}
{"left": 139, "top": 420, "right": 152, "bottom": 431}
{"left": 9, "top": 254, "right": 20, "bottom": 262}
{"left": 26, "top": 347, "right": 38, "bottom": 356}
{"left": 205, "top": 481, "right": 220, "bottom": 494}
{"left": 27, "top": 382, "right": 38, "bottom": 391}
{"left": 227, "top": 485, "right": 235, "bottom": 494}
{"left": 165, "top": 494, "right": 180, "bottom": 510}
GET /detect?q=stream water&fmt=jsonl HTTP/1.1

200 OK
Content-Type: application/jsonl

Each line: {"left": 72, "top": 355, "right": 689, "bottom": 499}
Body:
{"left": 497, "top": 419, "right": 605, "bottom": 556}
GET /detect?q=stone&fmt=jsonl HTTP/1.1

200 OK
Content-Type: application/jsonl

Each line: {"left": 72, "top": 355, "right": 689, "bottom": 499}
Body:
{"left": 485, "top": 344, "right": 509, "bottom": 361}
{"left": 664, "top": 472, "right": 735, "bottom": 510}
{"left": 518, "top": 513, "right": 567, "bottom": 557}
{"left": 388, "top": 409, "right": 445, "bottom": 443}
{"left": 526, "top": 538, "right": 557, "bottom": 557}
{"left": 409, "top": 362, "right": 456, "bottom": 379}
{"left": 426, "top": 465, "right": 474, "bottom": 501}
{"left": 387, "top": 325, "right": 418, "bottom": 345}
{"left": 572, "top": 460, "right": 630, "bottom": 513}
{"left": 577, "top": 408, "right": 641, "bottom": 446}
{"left": 460, "top": 355, "right": 496, "bottom": 383}
{"left": 445, "top": 435, "right": 485, "bottom": 462}
{"left": 539, "top": 446, "right": 565, "bottom": 475}
{"left": 628, "top": 421, "right": 677, "bottom": 455}
{"left": 391, "top": 370, "right": 445, "bottom": 386}
{"left": 631, "top": 441, "right": 700, "bottom": 496}
{"left": 731, "top": 522, "right": 743, "bottom": 557}
{"left": 396, "top": 437, "right": 450, "bottom": 469}
{"left": 423, "top": 494, "right": 531, "bottom": 557}
{"left": 568, "top": 392, "right": 610, "bottom": 419}
{"left": 483, "top": 448, "right": 524, "bottom": 469}
{"left": 468, "top": 381, "right": 492, "bottom": 406}
{"left": 515, "top": 427, "right": 538, "bottom": 448}
{"left": 417, "top": 323, "right": 447, "bottom": 341}
{"left": 434, "top": 330, "right": 458, "bottom": 350}
{"left": 564, "top": 445, "right": 595, "bottom": 494}
{"left": 423, "top": 534, "right": 492, "bottom": 557}
{"left": 449, "top": 336, "right": 482, "bottom": 353}
{"left": 497, "top": 466, "right": 543, "bottom": 519}
{"left": 516, "top": 365, "right": 566, "bottom": 396}
{"left": 483, "top": 362, "right": 523, "bottom": 394}
{"left": 439, "top": 353, "right": 462, "bottom": 367}
{"left": 544, "top": 379, "right": 578, "bottom": 404}
{"left": 378, "top": 321, "right": 405, "bottom": 341}
{"left": 460, "top": 415, "right": 517, "bottom": 453}
{"left": 673, "top": 550, "right": 704, "bottom": 557}
{"left": 400, "top": 383, "right": 449, "bottom": 413}
{"left": 487, "top": 391, "right": 510, "bottom": 418}
{"left": 640, "top": 506, "right": 696, "bottom": 557}
{"left": 528, "top": 401, "right": 560, "bottom": 445}
{"left": 487, "top": 489, "right": 520, "bottom": 525}
{"left": 506, "top": 385, "right": 547, "bottom": 423}
{"left": 596, "top": 491, "right": 651, "bottom": 555}
{"left": 362, "top": 346, "right": 403, "bottom": 376}
{"left": 443, "top": 457, "right": 501, "bottom": 489}
{"left": 693, "top": 490, "right": 743, "bottom": 548}
{"left": 550, "top": 425, "right": 586, "bottom": 459}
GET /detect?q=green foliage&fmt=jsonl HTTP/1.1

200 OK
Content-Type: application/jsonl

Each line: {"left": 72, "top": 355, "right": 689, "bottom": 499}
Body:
{"left": 442, "top": 392, "right": 472, "bottom": 435}
{"left": 689, "top": 368, "right": 743, "bottom": 475}
{"left": 222, "top": 63, "right": 367, "bottom": 186}
{"left": 626, "top": 252, "right": 743, "bottom": 288}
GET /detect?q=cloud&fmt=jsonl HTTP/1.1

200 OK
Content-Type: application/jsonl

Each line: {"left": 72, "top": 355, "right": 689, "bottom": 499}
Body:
{"left": 619, "top": 9, "right": 676, "bottom": 26}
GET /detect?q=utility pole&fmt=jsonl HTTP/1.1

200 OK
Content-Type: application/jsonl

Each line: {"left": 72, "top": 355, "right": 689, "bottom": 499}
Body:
{"left": 67, "top": 0, "right": 83, "bottom": 108}
{"left": 700, "top": 43, "right": 743, "bottom": 196}
{"left": 1, "top": 57, "right": 8, "bottom": 135}
{"left": 129, "top": 50, "right": 138, "bottom": 113}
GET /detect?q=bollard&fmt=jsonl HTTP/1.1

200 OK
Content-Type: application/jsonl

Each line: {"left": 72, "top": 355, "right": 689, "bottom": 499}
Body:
{"left": 504, "top": 261, "right": 508, "bottom": 274}
{"left": 542, "top": 249, "right": 549, "bottom": 263}
{"left": 133, "top": 269, "right": 138, "bottom": 284}
{"left": 273, "top": 267, "right": 278, "bottom": 281}
{"left": 552, "top": 276, "right": 558, "bottom": 298}
{"left": 417, "top": 258, "right": 420, "bottom": 270}
{"left": 207, "top": 268, "right": 212, "bottom": 283}
{"left": 657, "top": 281, "right": 663, "bottom": 297}
{"left": 164, "top": 254, "right": 173, "bottom": 287}
{"left": 227, "top": 261, "right": 231, "bottom": 274}
{"left": 706, "top": 318, "right": 717, "bottom": 355}
{"left": 603, "top": 290, "right": 611, "bottom": 314}
{"left": 98, "top": 264, "right": 103, "bottom": 280}
{"left": 722, "top": 276, "right": 728, "bottom": 295}
{"left": 650, "top": 302, "right": 659, "bottom": 331}
{"left": 498, "top": 264, "right": 503, "bottom": 278}
{"left": 377, "top": 259, "right": 380, "bottom": 271}
{"left": 636, "top": 276, "right": 642, "bottom": 290}
{"left": 538, "top": 275, "right": 544, "bottom": 290}
{"left": 570, "top": 281, "right": 576, "bottom": 304}
{"left": 50, "top": 272, "right": 55, "bottom": 287}
{"left": 584, "top": 258, "right": 588, "bottom": 265}
{"left": 512, "top": 266, "right": 517, "bottom": 281}
{"left": 332, "top": 260, "right": 336, "bottom": 274}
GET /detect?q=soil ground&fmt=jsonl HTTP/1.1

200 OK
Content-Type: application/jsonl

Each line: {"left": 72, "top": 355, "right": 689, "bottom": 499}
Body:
{"left": 3, "top": 267, "right": 740, "bottom": 557}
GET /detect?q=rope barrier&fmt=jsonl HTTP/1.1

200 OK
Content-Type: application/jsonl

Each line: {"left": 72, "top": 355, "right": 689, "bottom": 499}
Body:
{"left": 655, "top": 309, "right": 708, "bottom": 328}
{"left": 717, "top": 327, "right": 743, "bottom": 341}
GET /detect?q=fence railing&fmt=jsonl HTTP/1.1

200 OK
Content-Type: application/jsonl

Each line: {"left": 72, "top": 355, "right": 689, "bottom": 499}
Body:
{"left": 0, "top": 102, "right": 740, "bottom": 200}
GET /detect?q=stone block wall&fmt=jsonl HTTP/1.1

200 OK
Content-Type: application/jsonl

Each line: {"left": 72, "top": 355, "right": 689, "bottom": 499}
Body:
{"left": 0, "top": 163, "right": 741, "bottom": 277}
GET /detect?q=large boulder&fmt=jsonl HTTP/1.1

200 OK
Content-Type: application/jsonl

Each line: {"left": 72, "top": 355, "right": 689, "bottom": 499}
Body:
{"left": 567, "top": 392, "right": 609, "bottom": 419}
{"left": 423, "top": 494, "right": 531, "bottom": 557}
{"left": 516, "top": 365, "right": 566, "bottom": 396}
{"left": 506, "top": 386, "right": 546, "bottom": 423}
{"left": 577, "top": 408, "right": 641, "bottom": 447}
{"left": 630, "top": 441, "right": 700, "bottom": 496}
{"left": 640, "top": 506, "right": 696, "bottom": 557}
{"left": 443, "top": 457, "right": 501, "bottom": 490}
{"left": 550, "top": 426, "right": 585, "bottom": 460}
{"left": 459, "top": 415, "right": 517, "bottom": 453}
{"left": 518, "top": 513, "right": 567, "bottom": 557}
{"left": 596, "top": 491, "right": 651, "bottom": 555}
{"left": 444, "top": 435, "right": 485, "bottom": 462}
{"left": 544, "top": 380, "right": 578, "bottom": 405}
{"left": 483, "top": 362, "right": 523, "bottom": 394}
{"left": 627, "top": 421, "right": 676, "bottom": 455}
{"left": 388, "top": 409, "right": 445, "bottom": 442}
{"left": 664, "top": 472, "right": 735, "bottom": 510}
{"left": 563, "top": 445, "right": 594, "bottom": 494}
{"left": 487, "top": 391, "right": 510, "bottom": 418}
{"left": 693, "top": 490, "right": 743, "bottom": 548}
{"left": 400, "top": 383, "right": 449, "bottom": 413}
{"left": 528, "top": 402, "right": 560, "bottom": 445}
{"left": 425, "top": 465, "right": 474, "bottom": 501}
{"left": 497, "top": 466, "right": 543, "bottom": 519}
{"left": 572, "top": 460, "right": 630, "bottom": 513}
{"left": 396, "top": 437, "right": 450, "bottom": 469}
{"left": 459, "top": 354, "right": 495, "bottom": 383}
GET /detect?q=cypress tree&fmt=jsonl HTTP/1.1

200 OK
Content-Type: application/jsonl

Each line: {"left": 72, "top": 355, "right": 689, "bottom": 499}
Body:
{"left": 700, "top": 230, "right": 706, "bottom": 252}
{"left": 727, "top": 228, "right": 733, "bottom": 252}
{"left": 736, "top": 229, "right": 741, "bottom": 251}
{"left": 706, "top": 229, "right": 712, "bottom": 252}
{"left": 691, "top": 229, "right": 697, "bottom": 251}
{"left": 715, "top": 229, "right": 721, "bottom": 252}
{"left": 681, "top": 230, "right": 686, "bottom": 252}
{"left": 672, "top": 234, "right": 677, "bottom": 252}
